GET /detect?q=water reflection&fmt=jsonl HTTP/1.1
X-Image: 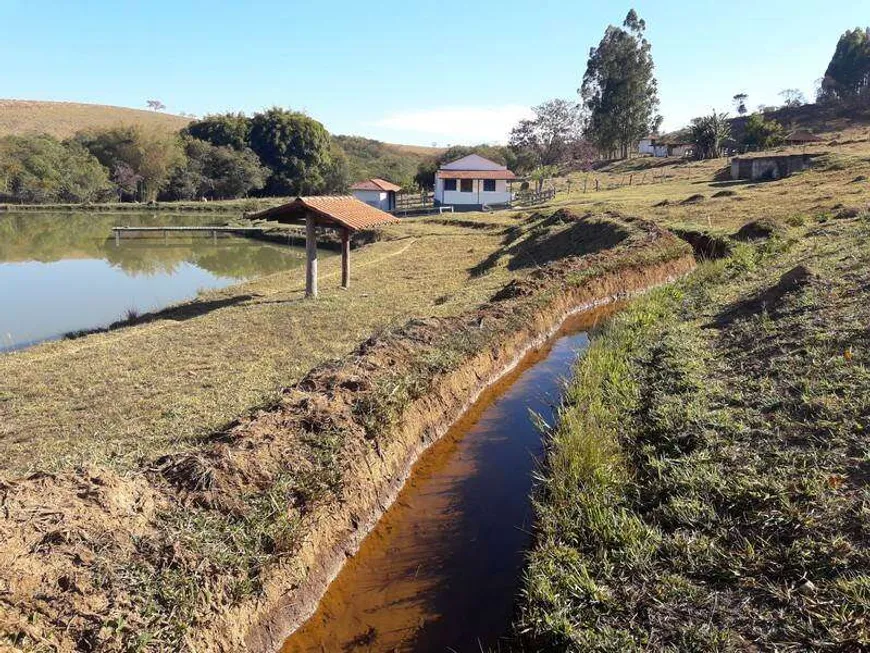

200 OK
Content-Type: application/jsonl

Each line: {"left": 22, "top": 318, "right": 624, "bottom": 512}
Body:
{"left": 0, "top": 212, "right": 305, "bottom": 351}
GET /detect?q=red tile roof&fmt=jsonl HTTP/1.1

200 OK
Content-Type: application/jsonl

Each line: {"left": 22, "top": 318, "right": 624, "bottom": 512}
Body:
{"left": 351, "top": 178, "right": 402, "bottom": 192}
{"left": 247, "top": 196, "right": 399, "bottom": 232}
{"left": 436, "top": 169, "right": 517, "bottom": 180}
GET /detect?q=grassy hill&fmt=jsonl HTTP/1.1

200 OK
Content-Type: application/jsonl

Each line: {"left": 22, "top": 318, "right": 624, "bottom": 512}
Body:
{"left": 0, "top": 99, "right": 192, "bottom": 138}
{"left": 0, "top": 100, "right": 440, "bottom": 189}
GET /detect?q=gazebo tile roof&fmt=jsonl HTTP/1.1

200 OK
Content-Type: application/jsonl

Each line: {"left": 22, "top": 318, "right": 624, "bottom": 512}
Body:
{"left": 248, "top": 196, "right": 399, "bottom": 232}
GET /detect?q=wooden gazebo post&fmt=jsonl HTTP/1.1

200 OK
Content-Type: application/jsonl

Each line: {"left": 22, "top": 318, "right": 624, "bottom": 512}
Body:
{"left": 305, "top": 215, "right": 318, "bottom": 298}
{"left": 341, "top": 228, "right": 350, "bottom": 289}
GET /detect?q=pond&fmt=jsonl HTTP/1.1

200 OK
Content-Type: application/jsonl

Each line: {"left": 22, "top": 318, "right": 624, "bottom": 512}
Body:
{"left": 0, "top": 212, "right": 306, "bottom": 352}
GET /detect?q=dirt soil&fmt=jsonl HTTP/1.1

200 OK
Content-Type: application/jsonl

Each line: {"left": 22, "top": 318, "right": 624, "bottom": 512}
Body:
{"left": 1, "top": 210, "right": 693, "bottom": 653}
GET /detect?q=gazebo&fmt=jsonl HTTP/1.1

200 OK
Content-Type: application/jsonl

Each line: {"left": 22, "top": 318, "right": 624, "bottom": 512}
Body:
{"left": 248, "top": 196, "right": 399, "bottom": 298}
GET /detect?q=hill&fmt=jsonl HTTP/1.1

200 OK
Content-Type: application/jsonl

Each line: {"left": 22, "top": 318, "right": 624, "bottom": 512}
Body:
{"left": 0, "top": 99, "right": 191, "bottom": 138}
{"left": 0, "top": 100, "right": 441, "bottom": 189}
{"left": 333, "top": 135, "right": 442, "bottom": 187}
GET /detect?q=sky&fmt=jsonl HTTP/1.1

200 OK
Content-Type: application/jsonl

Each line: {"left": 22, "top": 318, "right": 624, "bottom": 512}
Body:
{"left": 1, "top": 1, "right": 867, "bottom": 146}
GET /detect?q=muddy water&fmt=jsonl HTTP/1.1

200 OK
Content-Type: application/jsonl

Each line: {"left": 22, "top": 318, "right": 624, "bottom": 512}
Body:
{"left": 281, "top": 304, "right": 618, "bottom": 653}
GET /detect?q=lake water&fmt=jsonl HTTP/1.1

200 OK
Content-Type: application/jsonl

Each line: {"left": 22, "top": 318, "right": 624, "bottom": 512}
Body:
{"left": 0, "top": 212, "right": 305, "bottom": 351}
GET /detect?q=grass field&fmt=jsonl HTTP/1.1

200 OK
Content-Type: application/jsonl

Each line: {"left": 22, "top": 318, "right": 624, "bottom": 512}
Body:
{"left": 517, "top": 142, "right": 870, "bottom": 650}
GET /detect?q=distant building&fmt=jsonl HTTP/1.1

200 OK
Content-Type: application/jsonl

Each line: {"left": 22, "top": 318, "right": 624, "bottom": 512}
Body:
{"left": 434, "top": 154, "right": 516, "bottom": 211}
{"left": 638, "top": 135, "right": 659, "bottom": 155}
{"left": 350, "top": 178, "right": 401, "bottom": 211}
{"left": 667, "top": 143, "right": 694, "bottom": 158}
{"left": 784, "top": 130, "right": 823, "bottom": 146}
{"left": 638, "top": 136, "right": 693, "bottom": 158}
{"left": 731, "top": 154, "right": 812, "bottom": 181}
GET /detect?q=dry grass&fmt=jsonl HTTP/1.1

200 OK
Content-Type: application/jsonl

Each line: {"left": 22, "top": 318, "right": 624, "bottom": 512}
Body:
{"left": 0, "top": 99, "right": 191, "bottom": 139}
{"left": 553, "top": 139, "right": 870, "bottom": 235}
{"left": 517, "top": 142, "right": 870, "bottom": 650}
{"left": 0, "top": 213, "right": 531, "bottom": 473}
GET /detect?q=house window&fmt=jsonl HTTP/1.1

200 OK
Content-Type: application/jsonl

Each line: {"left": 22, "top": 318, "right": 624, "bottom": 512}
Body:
{"left": 460, "top": 179, "right": 474, "bottom": 192}
{"left": 444, "top": 179, "right": 457, "bottom": 191}
{"left": 483, "top": 179, "right": 496, "bottom": 192}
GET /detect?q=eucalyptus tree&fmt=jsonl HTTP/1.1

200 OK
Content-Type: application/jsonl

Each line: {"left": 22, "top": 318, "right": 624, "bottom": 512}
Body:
{"left": 819, "top": 27, "right": 870, "bottom": 101}
{"left": 580, "top": 9, "right": 661, "bottom": 159}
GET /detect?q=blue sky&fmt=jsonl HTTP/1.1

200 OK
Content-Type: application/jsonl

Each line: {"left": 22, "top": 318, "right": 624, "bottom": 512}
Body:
{"left": 1, "top": 1, "right": 866, "bottom": 145}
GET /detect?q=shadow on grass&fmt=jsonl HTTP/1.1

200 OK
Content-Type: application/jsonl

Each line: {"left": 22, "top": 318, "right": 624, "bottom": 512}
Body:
{"left": 711, "top": 265, "right": 817, "bottom": 328}
{"left": 65, "top": 294, "right": 256, "bottom": 340}
{"left": 470, "top": 215, "right": 629, "bottom": 277}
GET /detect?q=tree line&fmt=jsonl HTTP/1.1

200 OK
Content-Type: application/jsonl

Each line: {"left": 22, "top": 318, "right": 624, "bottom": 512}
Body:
{"left": 0, "top": 108, "right": 413, "bottom": 205}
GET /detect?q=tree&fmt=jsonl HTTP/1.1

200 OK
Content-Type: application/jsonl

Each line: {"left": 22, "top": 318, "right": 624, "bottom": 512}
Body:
{"left": 0, "top": 134, "right": 112, "bottom": 203}
{"left": 146, "top": 100, "right": 166, "bottom": 112}
{"left": 248, "top": 108, "right": 333, "bottom": 195}
{"left": 111, "top": 162, "right": 142, "bottom": 202}
{"left": 528, "top": 165, "right": 559, "bottom": 193}
{"left": 508, "top": 99, "right": 585, "bottom": 170}
{"left": 76, "top": 126, "right": 184, "bottom": 201}
{"left": 580, "top": 9, "right": 661, "bottom": 159}
{"left": 690, "top": 111, "right": 731, "bottom": 159}
{"left": 742, "top": 113, "right": 785, "bottom": 150}
{"left": 732, "top": 93, "right": 749, "bottom": 115}
{"left": 414, "top": 159, "right": 438, "bottom": 191}
{"left": 819, "top": 27, "right": 870, "bottom": 101}
{"left": 185, "top": 113, "right": 252, "bottom": 150}
{"left": 163, "top": 137, "right": 267, "bottom": 200}
{"left": 322, "top": 142, "right": 352, "bottom": 193}
{"left": 779, "top": 88, "right": 806, "bottom": 108}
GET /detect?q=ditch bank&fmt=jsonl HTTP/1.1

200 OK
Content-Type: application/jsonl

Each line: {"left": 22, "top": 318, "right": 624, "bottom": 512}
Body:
{"left": 234, "top": 214, "right": 694, "bottom": 653}
{"left": 0, "top": 211, "right": 694, "bottom": 653}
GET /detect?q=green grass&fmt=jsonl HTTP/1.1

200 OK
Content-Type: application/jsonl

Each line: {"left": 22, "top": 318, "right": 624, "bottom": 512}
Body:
{"left": 518, "top": 217, "right": 870, "bottom": 650}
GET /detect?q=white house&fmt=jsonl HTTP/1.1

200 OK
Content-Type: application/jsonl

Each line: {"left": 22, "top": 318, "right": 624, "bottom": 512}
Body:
{"left": 350, "top": 178, "right": 401, "bottom": 211}
{"left": 434, "top": 154, "right": 516, "bottom": 211}
{"left": 638, "top": 136, "right": 659, "bottom": 155}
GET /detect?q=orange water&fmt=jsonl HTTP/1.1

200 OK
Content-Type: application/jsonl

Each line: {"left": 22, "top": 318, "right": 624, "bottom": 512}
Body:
{"left": 282, "top": 305, "right": 617, "bottom": 652}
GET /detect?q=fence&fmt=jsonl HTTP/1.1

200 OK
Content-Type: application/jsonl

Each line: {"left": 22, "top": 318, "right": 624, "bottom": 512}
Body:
{"left": 509, "top": 188, "right": 556, "bottom": 207}
{"left": 393, "top": 191, "right": 434, "bottom": 215}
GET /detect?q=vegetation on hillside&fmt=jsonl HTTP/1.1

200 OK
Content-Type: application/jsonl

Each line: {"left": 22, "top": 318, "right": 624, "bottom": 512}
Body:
{"left": 0, "top": 105, "right": 441, "bottom": 204}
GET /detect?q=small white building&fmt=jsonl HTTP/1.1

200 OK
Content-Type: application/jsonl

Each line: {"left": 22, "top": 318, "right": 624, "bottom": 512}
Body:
{"left": 434, "top": 154, "right": 516, "bottom": 211}
{"left": 638, "top": 136, "right": 659, "bottom": 156}
{"left": 350, "top": 178, "right": 401, "bottom": 211}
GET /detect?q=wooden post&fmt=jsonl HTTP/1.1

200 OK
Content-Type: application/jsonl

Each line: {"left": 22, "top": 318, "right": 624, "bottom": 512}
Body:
{"left": 341, "top": 228, "right": 350, "bottom": 289}
{"left": 115, "top": 230, "right": 120, "bottom": 246}
{"left": 305, "top": 215, "right": 318, "bottom": 299}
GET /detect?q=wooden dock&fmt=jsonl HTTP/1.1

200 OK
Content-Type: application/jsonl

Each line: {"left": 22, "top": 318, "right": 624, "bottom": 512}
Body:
{"left": 112, "top": 226, "right": 266, "bottom": 244}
